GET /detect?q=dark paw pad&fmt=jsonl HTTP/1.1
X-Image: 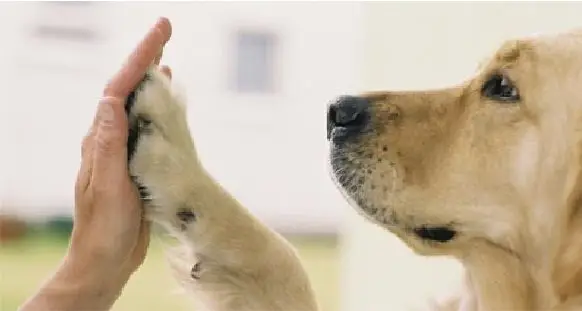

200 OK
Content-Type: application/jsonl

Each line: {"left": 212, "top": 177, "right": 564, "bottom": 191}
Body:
{"left": 134, "top": 182, "right": 150, "bottom": 201}
{"left": 125, "top": 73, "right": 153, "bottom": 202}
{"left": 191, "top": 262, "right": 201, "bottom": 280}
{"left": 127, "top": 115, "right": 153, "bottom": 163}
{"left": 125, "top": 73, "right": 152, "bottom": 163}
{"left": 177, "top": 208, "right": 196, "bottom": 231}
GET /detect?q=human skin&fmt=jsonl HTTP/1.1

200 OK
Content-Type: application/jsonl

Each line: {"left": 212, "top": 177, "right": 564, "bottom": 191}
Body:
{"left": 18, "top": 17, "right": 173, "bottom": 311}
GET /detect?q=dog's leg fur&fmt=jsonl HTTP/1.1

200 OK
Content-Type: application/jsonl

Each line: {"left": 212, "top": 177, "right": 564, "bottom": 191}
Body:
{"left": 125, "top": 67, "right": 320, "bottom": 311}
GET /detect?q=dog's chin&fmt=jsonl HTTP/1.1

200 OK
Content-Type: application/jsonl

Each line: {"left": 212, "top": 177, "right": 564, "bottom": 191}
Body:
{"left": 327, "top": 155, "right": 362, "bottom": 207}
{"left": 327, "top": 163, "right": 396, "bottom": 232}
{"left": 328, "top": 164, "right": 359, "bottom": 208}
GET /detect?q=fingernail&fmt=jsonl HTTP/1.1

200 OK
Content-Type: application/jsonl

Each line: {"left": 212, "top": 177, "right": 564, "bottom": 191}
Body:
{"left": 157, "top": 17, "right": 172, "bottom": 41}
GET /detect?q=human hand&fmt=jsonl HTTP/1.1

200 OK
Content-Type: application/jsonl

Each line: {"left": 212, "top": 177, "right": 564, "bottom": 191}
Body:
{"left": 19, "top": 17, "right": 173, "bottom": 311}
{"left": 70, "top": 17, "right": 172, "bottom": 278}
{"left": 71, "top": 16, "right": 172, "bottom": 279}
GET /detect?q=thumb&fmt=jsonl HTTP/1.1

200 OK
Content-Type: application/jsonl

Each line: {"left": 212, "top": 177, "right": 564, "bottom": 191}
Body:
{"left": 91, "top": 97, "right": 130, "bottom": 186}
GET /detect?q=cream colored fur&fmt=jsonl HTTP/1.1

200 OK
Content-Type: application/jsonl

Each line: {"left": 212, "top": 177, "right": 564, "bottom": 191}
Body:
{"left": 127, "top": 29, "right": 582, "bottom": 311}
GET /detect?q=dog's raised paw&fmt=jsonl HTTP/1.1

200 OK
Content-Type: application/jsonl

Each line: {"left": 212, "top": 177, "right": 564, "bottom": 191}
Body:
{"left": 125, "top": 69, "right": 187, "bottom": 165}
{"left": 124, "top": 67, "right": 198, "bottom": 224}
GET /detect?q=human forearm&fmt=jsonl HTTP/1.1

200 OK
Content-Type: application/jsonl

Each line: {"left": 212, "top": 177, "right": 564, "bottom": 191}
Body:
{"left": 18, "top": 254, "right": 131, "bottom": 311}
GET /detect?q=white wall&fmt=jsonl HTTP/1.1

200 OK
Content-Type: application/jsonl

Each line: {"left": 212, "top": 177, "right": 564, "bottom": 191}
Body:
{"left": 340, "top": 3, "right": 582, "bottom": 311}
{"left": 0, "top": 2, "right": 361, "bottom": 234}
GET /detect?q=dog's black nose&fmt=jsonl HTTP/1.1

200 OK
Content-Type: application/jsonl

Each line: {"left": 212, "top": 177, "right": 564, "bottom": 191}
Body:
{"left": 327, "top": 95, "right": 371, "bottom": 141}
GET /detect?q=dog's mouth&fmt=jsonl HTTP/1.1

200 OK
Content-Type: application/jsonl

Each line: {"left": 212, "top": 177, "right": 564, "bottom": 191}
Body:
{"left": 412, "top": 226, "right": 457, "bottom": 243}
{"left": 328, "top": 145, "right": 459, "bottom": 244}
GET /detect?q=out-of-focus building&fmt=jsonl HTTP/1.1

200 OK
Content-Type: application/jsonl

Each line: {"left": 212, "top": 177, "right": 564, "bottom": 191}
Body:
{"left": 0, "top": 2, "right": 362, "bottom": 234}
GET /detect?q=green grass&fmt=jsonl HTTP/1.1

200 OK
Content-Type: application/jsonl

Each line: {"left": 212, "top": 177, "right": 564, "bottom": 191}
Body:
{"left": 0, "top": 233, "right": 338, "bottom": 311}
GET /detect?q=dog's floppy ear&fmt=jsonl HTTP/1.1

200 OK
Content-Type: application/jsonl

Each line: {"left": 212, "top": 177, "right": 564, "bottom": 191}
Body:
{"left": 552, "top": 140, "right": 582, "bottom": 299}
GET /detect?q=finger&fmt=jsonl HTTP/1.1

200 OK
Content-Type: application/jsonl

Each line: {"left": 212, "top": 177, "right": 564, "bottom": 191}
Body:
{"left": 76, "top": 133, "right": 94, "bottom": 195}
{"left": 154, "top": 48, "right": 164, "bottom": 65}
{"left": 76, "top": 105, "right": 103, "bottom": 195}
{"left": 75, "top": 143, "right": 93, "bottom": 196}
{"left": 90, "top": 97, "right": 130, "bottom": 188}
{"left": 160, "top": 65, "right": 172, "bottom": 79}
{"left": 104, "top": 18, "right": 171, "bottom": 97}
{"left": 81, "top": 99, "right": 106, "bottom": 158}
{"left": 104, "top": 17, "right": 172, "bottom": 98}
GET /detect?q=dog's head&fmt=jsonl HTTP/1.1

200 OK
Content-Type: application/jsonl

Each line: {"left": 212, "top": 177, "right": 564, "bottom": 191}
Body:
{"left": 328, "top": 30, "right": 582, "bottom": 306}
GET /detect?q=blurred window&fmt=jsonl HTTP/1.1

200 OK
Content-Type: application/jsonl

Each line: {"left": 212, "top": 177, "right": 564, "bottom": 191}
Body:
{"left": 232, "top": 30, "right": 277, "bottom": 93}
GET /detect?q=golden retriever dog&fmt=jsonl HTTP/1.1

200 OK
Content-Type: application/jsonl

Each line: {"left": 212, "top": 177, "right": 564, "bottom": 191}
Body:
{"left": 126, "top": 29, "right": 582, "bottom": 311}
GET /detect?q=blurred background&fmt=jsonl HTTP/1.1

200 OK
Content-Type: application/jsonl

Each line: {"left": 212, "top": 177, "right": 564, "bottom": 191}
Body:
{"left": 3, "top": 2, "right": 582, "bottom": 311}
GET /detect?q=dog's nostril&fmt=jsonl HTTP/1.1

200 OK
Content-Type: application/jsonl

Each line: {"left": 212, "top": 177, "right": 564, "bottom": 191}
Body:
{"left": 330, "top": 96, "right": 369, "bottom": 126}
{"left": 327, "top": 95, "right": 371, "bottom": 140}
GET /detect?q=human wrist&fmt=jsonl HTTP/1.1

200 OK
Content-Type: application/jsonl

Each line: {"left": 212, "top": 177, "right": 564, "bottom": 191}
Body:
{"left": 59, "top": 252, "right": 129, "bottom": 305}
{"left": 62, "top": 249, "right": 132, "bottom": 294}
{"left": 18, "top": 255, "right": 128, "bottom": 311}
{"left": 67, "top": 228, "right": 145, "bottom": 278}
{"left": 57, "top": 253, "right": 127, "bottom": 308}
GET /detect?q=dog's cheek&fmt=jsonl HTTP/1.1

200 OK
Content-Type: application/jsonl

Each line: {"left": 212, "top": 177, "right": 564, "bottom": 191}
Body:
{"left": 511, "top": 129, "right": 540, "bottom": 195}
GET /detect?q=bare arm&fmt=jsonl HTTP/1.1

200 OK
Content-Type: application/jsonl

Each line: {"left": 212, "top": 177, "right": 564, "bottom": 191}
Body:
{"left": 18, "top": 255, "right": 131, "bottom": 311}
{"left": 18, "top": 17, "right": 172, "bottom": 311}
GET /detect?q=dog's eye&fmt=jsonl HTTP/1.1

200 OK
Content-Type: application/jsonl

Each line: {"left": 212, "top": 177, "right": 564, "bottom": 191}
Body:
{"left": 414, "top": 226, "right": 456, "bottom": 243}
{"left": 481, "top": 74, "right": 520, "bottom": 102}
